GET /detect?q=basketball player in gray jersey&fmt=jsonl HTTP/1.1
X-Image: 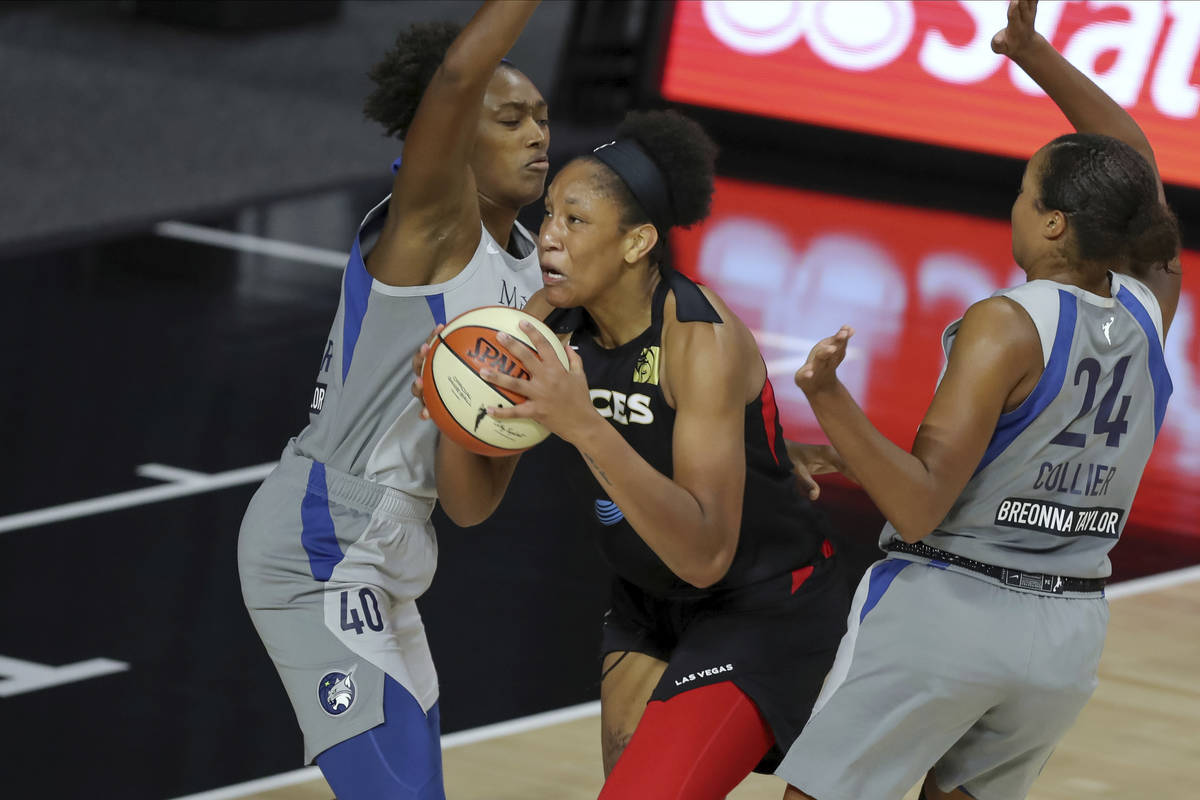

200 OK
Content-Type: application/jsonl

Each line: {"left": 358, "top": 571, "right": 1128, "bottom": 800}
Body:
{"left": 775, "top": 2, "right": 1182, "bottom": 799}
{"left": 236, "top": 3, "right": 546, "bottom": 798}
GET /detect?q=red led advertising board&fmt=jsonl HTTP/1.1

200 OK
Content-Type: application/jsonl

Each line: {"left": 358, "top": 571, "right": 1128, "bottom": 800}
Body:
{"left": 661, "top": 1, "right": 1200, "bottom": 189}
{"left": 672, "top": 177, "right": 1200, "bottom": 537}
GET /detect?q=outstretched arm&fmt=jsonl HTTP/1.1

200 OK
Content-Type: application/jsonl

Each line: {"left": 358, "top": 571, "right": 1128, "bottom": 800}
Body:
{"left": 368, "top": 1, "right": 540, "bottom": 287}
{"left": 995, "top": 0, "right": 1181, "bottom": 325}
{"left": 796, "top": 299, "right": 1042, "bottom": 542}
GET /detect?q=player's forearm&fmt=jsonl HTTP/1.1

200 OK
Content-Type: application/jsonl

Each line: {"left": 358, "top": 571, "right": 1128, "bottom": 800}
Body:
{"left": 1009, "top": 34, "right": 1155, "bottom": 168}
{"left": 440, "top": 0, "right": 539, "bottom": 86}
{"left": 804, "top": 381, "right": 945, "bottom": 542}
{"left": 573, "top": 423, "right": 738, "bottom": 588}
{"left": 434, "top": 437, "right": 519, "bottom": 527}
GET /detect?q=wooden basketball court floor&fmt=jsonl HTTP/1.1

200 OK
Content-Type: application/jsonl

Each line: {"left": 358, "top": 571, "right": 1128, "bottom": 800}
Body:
{"left": 182, "top": 568, "right": 1200, "bottom": 800}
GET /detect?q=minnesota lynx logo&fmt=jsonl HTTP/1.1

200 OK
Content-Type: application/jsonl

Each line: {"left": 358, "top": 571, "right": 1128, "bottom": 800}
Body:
{"left": 317, "top": 668, "right": 357, "bottom": 716}
{"left": 633, "top": 346, "right": 659, "bottom": 384}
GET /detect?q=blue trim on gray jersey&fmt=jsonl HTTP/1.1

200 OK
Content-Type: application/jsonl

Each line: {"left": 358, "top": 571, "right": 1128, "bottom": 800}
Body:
{"left": 300, "top": 462, "right": 345, "bottom": 581}
{"left": 341, "top": 237, "right": 373, "bottom": 383}
{"left": 974, "top": 289, "right": 1077, "bottom": 476}
{"left": 425, "top": 294, "right": 446, "bottom": 326}
{"left": 861, "top": 559, "right": 910, "bottom": 622}
{"left": 1116, "top": 285, "right": 1173, "bottom": 436}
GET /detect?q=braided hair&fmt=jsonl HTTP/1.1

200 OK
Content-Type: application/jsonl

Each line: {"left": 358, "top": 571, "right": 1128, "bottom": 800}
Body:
{"left": 1036, "top": 133, "right": 1180, "bottom": 277}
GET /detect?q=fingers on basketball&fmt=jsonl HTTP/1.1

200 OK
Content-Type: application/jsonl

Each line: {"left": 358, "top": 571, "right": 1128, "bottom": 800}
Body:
{"left": 422, "top": 307, "right": 568, "bottom": 456}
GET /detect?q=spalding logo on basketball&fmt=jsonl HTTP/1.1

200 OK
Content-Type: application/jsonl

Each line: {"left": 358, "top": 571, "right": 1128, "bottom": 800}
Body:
{"left": 422, "top": 306, "right": 570, "bottom": 456}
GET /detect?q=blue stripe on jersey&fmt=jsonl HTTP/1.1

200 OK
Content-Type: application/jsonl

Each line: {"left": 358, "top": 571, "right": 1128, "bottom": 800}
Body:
{"left": 341, "top": 236, "right": 373, "bottom": 383}
{"left": 425, "top": 294, "right": 447, "bottom": 326}
{"left": 860, "top": 559, "right": 911, "bottom": 622}
{"left": 974, "top": 289, "right": 1077, "bottom": 475}
{"left": 300, "top": 462, "right": 345, "bottom": 581}
{"left": 1116, "top": 285, "right": 1173, "bottom": 436}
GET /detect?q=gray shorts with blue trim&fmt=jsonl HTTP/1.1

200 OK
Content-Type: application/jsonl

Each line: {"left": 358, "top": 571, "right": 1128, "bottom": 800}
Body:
{"left": 237, "top": 443, "right": 439, "bottom": 764}
{"left": 775, "top": 556, "right": 1108, "bottom": 800}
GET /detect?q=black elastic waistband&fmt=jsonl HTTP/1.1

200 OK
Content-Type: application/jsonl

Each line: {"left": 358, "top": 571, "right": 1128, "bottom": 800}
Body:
{"left": 886, "top": 539, "right": 1105, "bottom": 596}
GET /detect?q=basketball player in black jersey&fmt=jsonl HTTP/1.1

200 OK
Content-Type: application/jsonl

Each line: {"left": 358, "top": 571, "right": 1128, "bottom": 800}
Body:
{"left": 425, "top": 111, "right": 853, "bottom": 799}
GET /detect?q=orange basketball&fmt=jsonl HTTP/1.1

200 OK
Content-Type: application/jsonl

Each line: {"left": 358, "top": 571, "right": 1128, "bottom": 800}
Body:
{"left": 422, "top": 306, "right": 570, "bottom": 457}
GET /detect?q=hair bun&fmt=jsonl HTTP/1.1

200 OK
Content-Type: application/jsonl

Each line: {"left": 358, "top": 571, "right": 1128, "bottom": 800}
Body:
{"left": 615, "top": 110, "right": 718, "bottom": 229}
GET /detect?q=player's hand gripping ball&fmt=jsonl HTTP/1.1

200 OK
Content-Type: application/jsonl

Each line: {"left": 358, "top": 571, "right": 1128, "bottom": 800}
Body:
{"left": 421, "top": 306, "right": 570, "bottom": 456}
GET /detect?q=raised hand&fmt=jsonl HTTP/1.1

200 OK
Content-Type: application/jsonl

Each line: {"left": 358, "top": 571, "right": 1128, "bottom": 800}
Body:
{"left": 483, "top": 320, "right": 601, "bottom": 445}
{"left": 991, "top": 0, "right": 1040, "bottom": 58}
{"left": 794, "top": 326, "right": 853, "bottom": 397}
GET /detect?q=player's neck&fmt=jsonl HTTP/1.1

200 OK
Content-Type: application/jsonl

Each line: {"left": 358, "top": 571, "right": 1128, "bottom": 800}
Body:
{"left": 586, "top": 267, "right": 660, "bottom": 349}
{"left": 1027, "top": 255, "right": 1113, "bottom": 297}
{"left": 479, "top": 198, "right": 520, "bottom": 254}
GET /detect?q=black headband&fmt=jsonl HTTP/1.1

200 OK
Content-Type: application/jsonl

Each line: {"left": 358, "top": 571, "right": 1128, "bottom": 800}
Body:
{"left": 591, "top": 139, "right": 675, "bottom": 232}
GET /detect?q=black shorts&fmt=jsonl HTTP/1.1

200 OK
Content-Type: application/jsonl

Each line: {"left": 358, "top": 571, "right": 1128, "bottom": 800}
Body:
{"left": 600, "top": 552, "right": 851, "bottom": 772}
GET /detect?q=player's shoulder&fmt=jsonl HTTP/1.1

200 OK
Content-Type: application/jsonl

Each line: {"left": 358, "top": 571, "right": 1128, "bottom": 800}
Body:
{"left": 664, "top": 281, "right": 752, "bottom": 350}
{"left": 955, "top": 294, "right": 1042, "bottom": 354}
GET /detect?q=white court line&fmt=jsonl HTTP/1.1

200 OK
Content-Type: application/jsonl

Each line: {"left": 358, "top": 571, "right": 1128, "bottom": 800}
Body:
{"left": 135, "top": 463, "right": 212, "bottom": 484}
{"left": 155, "top": 221, "right": 349, "bottom": 269}
{"left": 0, "top": 462, "right": 275, "bottom": 534}
{"left": 167, "top": 700, "right": 602, "bottom": 800}
{"left": 1105, "top": 561, "right": 1200, "bottom": 599}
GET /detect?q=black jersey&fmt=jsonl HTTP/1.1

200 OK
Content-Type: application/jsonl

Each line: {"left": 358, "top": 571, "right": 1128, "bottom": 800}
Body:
{"left": 545, "top": 270, "right": 830, "bottom": 599}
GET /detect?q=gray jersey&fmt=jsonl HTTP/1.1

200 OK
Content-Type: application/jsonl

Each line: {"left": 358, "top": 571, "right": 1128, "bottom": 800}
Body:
{"left": 881, "top": 273, "right": 1171, "bottom": 579}
{"left": 293, "top": 196, "right": 543, "bottom": 497}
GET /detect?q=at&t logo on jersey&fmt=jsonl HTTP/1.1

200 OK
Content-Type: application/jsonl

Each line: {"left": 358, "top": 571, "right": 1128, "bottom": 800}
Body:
{"left": 594, "top": 498, "right": 625, "bottom": 526}
{"left": 591, "top": 389, "right": 653, "bottom": 426}
{"left": 317, "top": 668, "right": 357, "bottom": 716}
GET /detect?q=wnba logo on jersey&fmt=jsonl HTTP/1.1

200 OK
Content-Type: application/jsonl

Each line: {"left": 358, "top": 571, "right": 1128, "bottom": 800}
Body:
{"left": 633, "top": 346, "right": 659, "bottom": 385}
{"left": 317, "top": 668, "right": 357, "bottom": 716}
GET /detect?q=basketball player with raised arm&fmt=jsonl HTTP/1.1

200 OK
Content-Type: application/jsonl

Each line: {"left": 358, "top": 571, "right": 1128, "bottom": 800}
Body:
{"left": 775, "top": 2, "right": 1182, "bottom": 799}
{"left": 236, "top": 4, "right": 549, "bottom": 798}
{"left": 419, "top": 110, "right": 853, "bottom": 800}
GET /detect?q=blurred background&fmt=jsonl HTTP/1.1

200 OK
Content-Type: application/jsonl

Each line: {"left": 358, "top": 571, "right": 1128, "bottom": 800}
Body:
{"left": 2, "top": 1, "right": 1197, "bottom": 797}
